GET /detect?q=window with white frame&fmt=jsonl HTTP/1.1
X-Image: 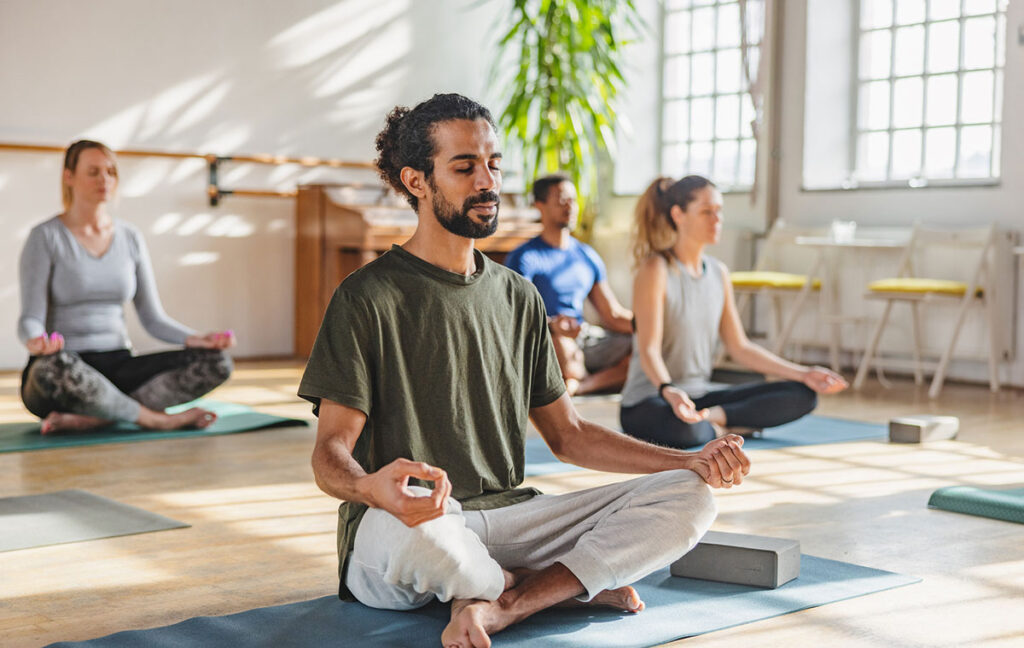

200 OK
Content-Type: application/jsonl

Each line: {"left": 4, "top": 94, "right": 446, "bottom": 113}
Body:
{"left": 856, "top": 0, "right": 1008, "bottom": 184}
{"left": 661, "top": 0, "right": 763, "bottom": 189}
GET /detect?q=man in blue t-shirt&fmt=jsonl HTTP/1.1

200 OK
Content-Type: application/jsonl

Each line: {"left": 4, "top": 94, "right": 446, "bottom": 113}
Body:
{"left": 506, "top": 174, "right": 633, "bottom": 395}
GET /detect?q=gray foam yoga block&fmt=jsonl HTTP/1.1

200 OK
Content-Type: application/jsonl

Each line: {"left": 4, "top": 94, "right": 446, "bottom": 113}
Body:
{"left": 889, "top": 415, "right": 959, "bottom": 443}
{"left": 670, "top": 531, "right": 800, "bottom": 589}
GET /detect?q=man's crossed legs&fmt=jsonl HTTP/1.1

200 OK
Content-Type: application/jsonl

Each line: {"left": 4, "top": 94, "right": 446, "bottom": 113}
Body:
{"left": 346, "top": 469, "right": 716, "bottom": 648}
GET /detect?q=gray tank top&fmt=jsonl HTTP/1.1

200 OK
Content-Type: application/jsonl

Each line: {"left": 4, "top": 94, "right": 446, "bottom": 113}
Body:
{"left": 621, "top": 254, "right": 725, "bottom": 406}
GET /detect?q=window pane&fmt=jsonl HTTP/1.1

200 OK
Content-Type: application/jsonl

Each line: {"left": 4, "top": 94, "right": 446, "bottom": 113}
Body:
{"left": 859, "top": 80, "right": 891, "bottom": 130}
{"left": 716, "top": 48, "right": 742, "bottom": 93}
{"left": 857, "top": 132, "right": 890, "bottom": 181}
{"left": 963, "top": 16, "right": 996, "bottom": 69}
{"left": 963, "top": 0, "right": 996, "bottom": 15}
{"left": 692, "top": 52, "right": 715, "bottom": 95}
{"left": 860, "top": 30, "right": 893, "bottom": 79}
{"left": 715, "top": 94, "right": 741, "bottom": 139}
{"left": 893, "top": 25, "right": 925, "bottom": 76}
{"left": 665, "top": 55, "right": 691, "bottom": 97}
{"left": 994, "top": 69, "right": 1003, "bottom": 122}
{"left": 665, "top": 11, "right": 692, "bottom": 55}
{"left": 958, "top": 125, "right": 992, "bottom": 177}
{"left": 891, "top": 129, "right": 922, "bottom": 179}
{"left": 893, "top": 77, "right": 924, "bottom": 128}
{"left": 663, "top": 100, "right": 690, "bottom": 141}
{"left": 745, "top": 46, "right": 761, "bottom": 81}
{"left": 738, "top": 138, "right": 756, "bottom": 186}
{"left": 714, "top": 140, "right": 739, "bottom": 183}
{"left": 691, "top": 97, "right": 714, "bottom": 139}
{"left": 925, "top": 74, "right": 958, "bottom": 125}
{"left": 690, "top": 141, "right": 713, "bottom": 177}
{"left": 667, "top": 0, "right": 692, "bottom": 9}
{"left": 861, "top": 0, "right": 893, "bottom": 29}
{"left": 961, "top": 70, "right": 994, "bottom": 123}
{"left": 996, "top": 14, "right": 1006, "bottom": 65}
{"left": 927, "top": 21, "right": 960, "bottom": 73}
{"left": 717, "top": 3, "right": 741, "bottom": 48}
{"left": 895, "top": 0, "right": 925, "bottom": 24}
{"left": 929, "top": 0, "right": 960, "bottom": 21}
{"left": 740, "top": 96, "right": 755, "bottom": 138}
{"left": 924, "top": 127, "right": 956, "bottom": 178}
{"left": 745, "top": 0, "right": 765, "bottom": 45}
{"left": 692, "top": 7, "right": 715, "bottom": 51}
{"left": 991, "top": 124, "right": 1001, "bottom": 177}
{"left": 662, "top": 143, "right": 688, "bottom": 178}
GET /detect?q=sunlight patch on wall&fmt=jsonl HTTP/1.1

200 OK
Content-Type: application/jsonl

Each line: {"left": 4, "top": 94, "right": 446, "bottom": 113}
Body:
{"left": 311, "top": 22, "right": 410, "bottom": 98}
{"left": 268, "top": 0, "right": 409, "bottom": 69}
{"left": 200, "top": 123, "right": 252, "bottom": 154}
{"left": 177, "top": 213, "right": 213, "bottom": 236}
{"left": 179, "top": 251, "right": 220, "bottom": 266}
{"left": 168, "top": 158, "right": 206, "bottom": 185}
{"left": 267, "top": 218, "right": 289, "bottom": 233}
{"left": 82, "top": 104, "right": 147, "bottom": 148}
{"left": 152, "top": 213, "right": 182, "bottom": 235}
{"left": 207, "top": 214, "right": 255, "bottom": 238}
{"left": 120, "top": 159, "right": 175, "bottom": 197}
{"left": 136, "top": 72, "right": 227, "bottom": 140}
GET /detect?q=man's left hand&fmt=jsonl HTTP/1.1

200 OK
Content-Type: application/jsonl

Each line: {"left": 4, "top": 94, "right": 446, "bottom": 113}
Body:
{"left": 691, "top": 435, "right": 750, "bottom": 489}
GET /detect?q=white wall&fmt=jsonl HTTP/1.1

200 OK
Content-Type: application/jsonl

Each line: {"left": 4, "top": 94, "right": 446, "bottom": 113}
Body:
{"left": 0, "top": 0, "right": 507, "bottom": 369}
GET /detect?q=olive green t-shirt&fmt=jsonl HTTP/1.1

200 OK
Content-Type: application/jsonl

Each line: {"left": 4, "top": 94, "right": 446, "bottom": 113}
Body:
{"left": 298, "top": 245, "right": 566, "bottom": 598}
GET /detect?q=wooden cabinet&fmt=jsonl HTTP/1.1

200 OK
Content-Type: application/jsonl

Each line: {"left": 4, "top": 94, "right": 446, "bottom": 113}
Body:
{"left": 294, "top": 184, "right": 542, "bottom": 356}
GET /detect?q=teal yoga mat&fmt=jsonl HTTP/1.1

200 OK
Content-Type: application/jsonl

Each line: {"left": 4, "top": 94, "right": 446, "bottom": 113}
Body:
{"left": 525, "top": 414, "right": 886, "bottom": 476}
{"left": 0, "top": 489, "right": 188, "bottom": 552}
{"left": 46, "top": 555, "right": 918, "bottom": 648}
{"left": 0, "top": 400, "right": 308, "bottom": 453}
{"left": 927, "top": 486, "right": 1024, "bottom": 525}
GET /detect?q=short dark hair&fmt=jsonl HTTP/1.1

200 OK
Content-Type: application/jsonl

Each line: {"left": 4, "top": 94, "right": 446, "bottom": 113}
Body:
{"left": 532, "top": 173, "right": 572, "bottom": 203}
{"left": 374, "top": 93, "right": 496, "bottom": 210}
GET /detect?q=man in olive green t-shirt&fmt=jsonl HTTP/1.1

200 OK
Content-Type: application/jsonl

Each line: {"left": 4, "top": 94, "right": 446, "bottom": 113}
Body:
{"left": 299, "top": 93, "right": 751, "bottom": 648}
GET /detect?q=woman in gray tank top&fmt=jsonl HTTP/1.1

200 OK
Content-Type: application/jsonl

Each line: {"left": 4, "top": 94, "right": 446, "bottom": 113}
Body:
{"left": 619, "top": 176, "right": 847, "bottom": 449}
{"left": 17, "top": 140, "right": 235, "bottom": 434}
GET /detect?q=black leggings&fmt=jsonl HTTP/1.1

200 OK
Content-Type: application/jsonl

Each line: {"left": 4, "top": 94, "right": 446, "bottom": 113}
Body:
{"left": 20, "top": 348, "right": 233, "bottom": 422}
{"left": 619, "top": 381, "right": 817, "bottom": 449}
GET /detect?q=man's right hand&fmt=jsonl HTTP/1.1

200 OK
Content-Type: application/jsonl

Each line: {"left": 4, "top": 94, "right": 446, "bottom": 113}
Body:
{"left": 26, "top": 332, "right": 64, "bottom": 356}
{"left": 548, "top": 315, "right": 582, "bottom": 339}
{"left": 356, "top": 458, "right": 452, "bottom": 527}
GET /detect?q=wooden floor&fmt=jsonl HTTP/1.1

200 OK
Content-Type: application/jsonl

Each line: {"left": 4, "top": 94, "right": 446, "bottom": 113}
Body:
{"left": 1, "top": 360, "right": 1022, "bottom": 647}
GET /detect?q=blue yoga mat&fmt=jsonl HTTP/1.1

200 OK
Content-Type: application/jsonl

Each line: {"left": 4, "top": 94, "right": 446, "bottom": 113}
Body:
{"left": 0, "top": 400, "right": 308, "bottom": 453}
{"left": 47, "top": 555, "right": 917, "bottom": 648}
{"left": 526, "top": 415, "right": 886, "bottom": 476}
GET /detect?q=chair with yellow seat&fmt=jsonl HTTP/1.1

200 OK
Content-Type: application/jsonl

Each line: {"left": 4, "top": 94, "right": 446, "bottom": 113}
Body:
{"left": 728, "top": 220, "right": 824, "bottom": 359}
{"left": 852, "top": 223, "right": 998, "bottom": 398}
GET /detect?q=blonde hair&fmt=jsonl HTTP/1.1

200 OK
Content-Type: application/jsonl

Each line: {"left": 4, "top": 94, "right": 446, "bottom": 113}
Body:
{"left": 61, "top": 140, "right": 118, "bottom": 209}
{"left": 631, "top": 175, "right": 716, "bottom": 267}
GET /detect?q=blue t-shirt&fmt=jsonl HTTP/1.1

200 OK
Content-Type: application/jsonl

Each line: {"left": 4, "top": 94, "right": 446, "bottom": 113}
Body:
{"left": 505, "top": 236, "right": 607, "bottom": 322}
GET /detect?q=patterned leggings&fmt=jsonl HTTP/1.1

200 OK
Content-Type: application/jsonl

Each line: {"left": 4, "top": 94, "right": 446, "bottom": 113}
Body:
{"left": 20, "top": 348, "right": 233, "bottom": 423}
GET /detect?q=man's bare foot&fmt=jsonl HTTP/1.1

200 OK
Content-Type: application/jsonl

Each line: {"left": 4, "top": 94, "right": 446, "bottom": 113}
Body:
{"left": 577, "top": 585, "right": 645, "bottom": 613}
{"left": 140, "top": 407, "right": 217, "bottom": 431}
{"left": 40, "top": 412, "right": 111, "bottom": 435}
{"left": 442, "top": 599, "right": 504, "bottom": 648}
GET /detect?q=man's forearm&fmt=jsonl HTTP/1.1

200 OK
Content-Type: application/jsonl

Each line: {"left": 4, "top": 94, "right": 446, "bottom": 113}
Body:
{"left": 311, "top": 437, "right": 373, "bottom": 505}
{"left": 549, "top": 418, "right": 699, "bottom": 474}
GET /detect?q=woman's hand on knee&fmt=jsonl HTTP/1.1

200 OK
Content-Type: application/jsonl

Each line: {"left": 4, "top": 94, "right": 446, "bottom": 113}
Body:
{"left": 663, "top": 386, "right": 709, "bottom": 423}
{"left": 692, "top": 435, "right": 750, "bottom": 489}
{"left": 357, "top": 458, "right": 452, "bottom": 528}
{"left": 801, "top": 366, "right": 848, "bottom": 394}
{"left": 25, "top": 332, "right": 64, "bottom": 356}
{"left": 186, "top": 330, "right": 236, "bottom": 350}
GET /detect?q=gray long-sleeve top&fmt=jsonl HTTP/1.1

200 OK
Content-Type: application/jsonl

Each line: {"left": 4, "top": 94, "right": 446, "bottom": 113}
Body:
{"left": 18, "top": 216, "right": 196, "bottom": 353}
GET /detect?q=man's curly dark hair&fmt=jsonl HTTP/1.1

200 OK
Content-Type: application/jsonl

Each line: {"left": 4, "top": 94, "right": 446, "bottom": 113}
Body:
{"left": 374, "top": 93, "right": 496, "bottom": 210}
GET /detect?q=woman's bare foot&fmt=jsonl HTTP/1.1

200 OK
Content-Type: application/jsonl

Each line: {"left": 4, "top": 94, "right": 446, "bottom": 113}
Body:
{"left": 40, "top": 412, "right": 111, "bottom": 435}
{"left": 138, "top": 407, "right": 216, "bottom": 431}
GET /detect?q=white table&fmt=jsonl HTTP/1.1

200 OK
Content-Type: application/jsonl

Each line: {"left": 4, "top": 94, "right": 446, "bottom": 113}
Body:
{"left": 793, "top": 236, "right": 906, "bottom": 371}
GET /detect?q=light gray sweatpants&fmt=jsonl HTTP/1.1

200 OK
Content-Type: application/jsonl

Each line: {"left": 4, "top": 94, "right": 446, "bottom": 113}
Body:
{"left": 346, "top": 468, "right": 716, "bottom": 610}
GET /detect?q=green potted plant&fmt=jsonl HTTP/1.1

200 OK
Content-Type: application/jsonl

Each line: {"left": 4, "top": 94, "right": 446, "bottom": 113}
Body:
{"left": 493, "top": 0, "right": 642, "bottom": 238}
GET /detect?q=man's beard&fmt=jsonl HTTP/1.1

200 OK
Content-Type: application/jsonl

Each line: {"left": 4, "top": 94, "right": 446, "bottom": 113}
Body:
{"left": 429, "top": 179, "right": 500, "bottom": 239}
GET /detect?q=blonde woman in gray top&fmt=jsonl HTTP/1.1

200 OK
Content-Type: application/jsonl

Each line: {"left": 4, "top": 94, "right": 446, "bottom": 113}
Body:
{"left": 18, "top": 140, "right": 235, "bottom": 434}
{"left": 619, "top": 175, "right": 847, "bottom": 449}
